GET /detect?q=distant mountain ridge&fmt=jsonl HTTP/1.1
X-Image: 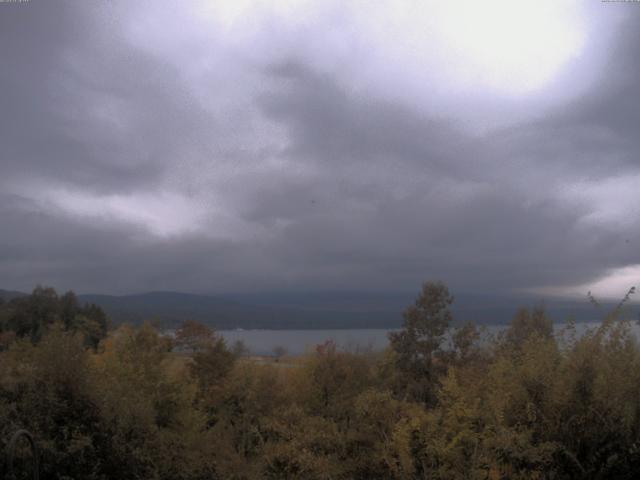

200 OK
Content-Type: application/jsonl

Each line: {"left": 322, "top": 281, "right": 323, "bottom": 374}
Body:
{"left": 77, "top": 291, "right": 402, "bottom": 329}
{"left": 3, "top": 288, "right": 634, "bottom": 329}
{"left": 0, "top": 289, "right": 27, "bottom": 302}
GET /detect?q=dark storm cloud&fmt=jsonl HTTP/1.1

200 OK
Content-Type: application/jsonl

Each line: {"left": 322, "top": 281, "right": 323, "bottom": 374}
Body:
{"left": 0, "top": 190, "right": 268, "bottom": 294}
{"left": 567, "top": 12, "right": 640, "bottom": 151}
{"left": 0, "top": 1, "right": 639, "bottom": 296}
{"left": 222, "top": 58, "right": 632, "bottom": 293}
{"left": 245, "top": 61, "right": 485, "bottom": 226}
{"left": 259, "top": 62, "right": 476, "bottom": 175}
{"left": 0, "top": 0, "right": 219, "bottom": 194}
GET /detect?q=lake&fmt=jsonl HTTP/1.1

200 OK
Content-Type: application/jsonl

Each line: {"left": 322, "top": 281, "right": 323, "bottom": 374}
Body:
{"left": 218, "top": 321, "right": 640, "bottom": 356}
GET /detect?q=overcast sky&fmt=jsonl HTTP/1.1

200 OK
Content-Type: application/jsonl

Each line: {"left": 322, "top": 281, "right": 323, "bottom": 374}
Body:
{"left": 1, "top": 0, "right": 638, "bottom": 298}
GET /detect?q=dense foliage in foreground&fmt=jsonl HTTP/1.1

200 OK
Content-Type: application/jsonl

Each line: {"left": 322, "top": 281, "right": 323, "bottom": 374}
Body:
{"left": 1, "top": 284, "right": 640, "bottom": 479}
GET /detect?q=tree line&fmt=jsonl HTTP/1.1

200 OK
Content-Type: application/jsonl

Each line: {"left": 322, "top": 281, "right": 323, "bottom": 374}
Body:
{"left": 1, "top": 282, "right": 640, "bottom": 479}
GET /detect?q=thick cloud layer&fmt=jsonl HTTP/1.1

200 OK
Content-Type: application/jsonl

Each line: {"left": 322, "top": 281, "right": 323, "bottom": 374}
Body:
{"left": 0, "top": 0, "right": 638, "bottom": 297}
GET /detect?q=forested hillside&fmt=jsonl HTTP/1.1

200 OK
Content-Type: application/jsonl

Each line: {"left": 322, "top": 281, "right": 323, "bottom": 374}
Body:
{"left": 2, "top": 288, "right": 617, "bottom": 330}
{"left": 75, "top": 291, "right": 623, "bottom": 329}
{"left": 1, "top": 282, "right": 640, "bottom": 479}
{"left": 77, "top": 291, "right": 402, "bottom": 329}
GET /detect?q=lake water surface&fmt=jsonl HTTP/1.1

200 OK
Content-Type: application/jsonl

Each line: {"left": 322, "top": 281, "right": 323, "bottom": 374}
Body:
{"left": 218, "top": 321, "right": 640, "bottom": 356}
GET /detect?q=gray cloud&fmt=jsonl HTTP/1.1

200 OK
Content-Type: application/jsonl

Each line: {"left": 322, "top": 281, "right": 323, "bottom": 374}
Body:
{"left": 0, "top": 1, "right": 638, "bottom": 297}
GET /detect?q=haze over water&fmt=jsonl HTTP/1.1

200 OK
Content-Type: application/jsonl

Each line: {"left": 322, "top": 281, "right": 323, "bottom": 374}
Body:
{"left": 219, "top": 321, "right": 640, "bottom": 356}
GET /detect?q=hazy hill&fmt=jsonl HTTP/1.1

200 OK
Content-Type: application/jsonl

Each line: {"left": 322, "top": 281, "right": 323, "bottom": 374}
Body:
{"left": 77, "top": 291, "right": 627, "bottom": 329}
{"left": 2, "top": 288, "right": 634, "bottom": 329}
{"left": 0, "top": 289, "right": 27, "bottom": 302}
{"left": 222, "top": 291, "right": 627, "bottom": 327}
{"left": 77, "top": 291, "right": 402, "bottom": 329}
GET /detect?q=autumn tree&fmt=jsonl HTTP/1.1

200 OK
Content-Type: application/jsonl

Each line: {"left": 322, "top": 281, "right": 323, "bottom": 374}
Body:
{"left": 504, "top": 305, "right": 553, "bottom": 350}
{"left": 92, "top": 322, "right": 212, "bottom": 479}
{"left": 272, "top": 345, "right": 287, "bottom": 362}
{"left": 388, "top": 281, "right": 454, "bottom": 405}
{"left": 0, "top": 286, "right": 107, "bottom": 347}
{"left": 0, "top": 325, "right": 103, "bottom": 479}
{"left": 232, "top": 339, "right": 250, "bottom": 357}
{"left": 190, "top": 337, "right": 236, "bottom": 394}
{"left": 174, "top": 319, "right": 215, "bottom": 353}
{"left": 5, "top": 286, "right": 59, "bottom": 341}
